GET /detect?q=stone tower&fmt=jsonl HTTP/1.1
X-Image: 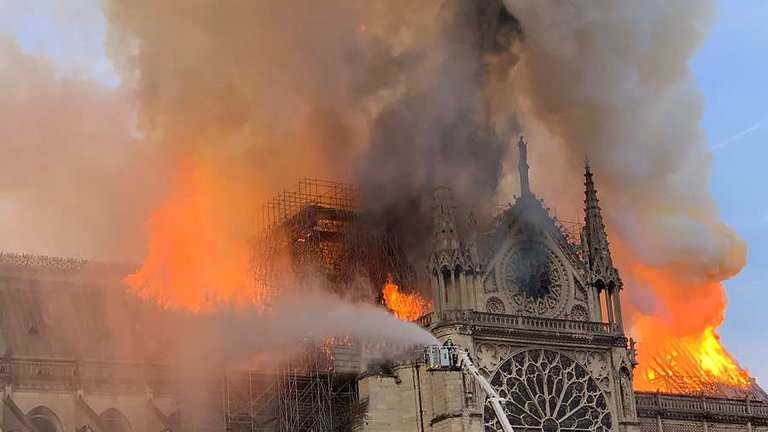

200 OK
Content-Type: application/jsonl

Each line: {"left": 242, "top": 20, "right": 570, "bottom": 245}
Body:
{"left": 421, "top": 137, "right": 640, "bottom": 431}
{"left": 583, "top": 161, "right": 625, "bottom": 326}
{"left": 428, "top": 186, "right": 480, "bottom": 314}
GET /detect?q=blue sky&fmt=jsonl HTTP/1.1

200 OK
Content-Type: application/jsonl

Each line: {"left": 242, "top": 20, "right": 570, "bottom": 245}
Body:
{"left": 695, "top": 0, "right": 768, "bottom": 385}
{"left": 0, "top": 0, "right": 118, "bottom": 85}
{"left": 0, "top": 1, "right": 766, "bottom": 384}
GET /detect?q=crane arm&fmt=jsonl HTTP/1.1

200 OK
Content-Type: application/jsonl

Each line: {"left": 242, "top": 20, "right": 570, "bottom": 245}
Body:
{"left": 455, "top": 350, "right": 515, "bottom": 432}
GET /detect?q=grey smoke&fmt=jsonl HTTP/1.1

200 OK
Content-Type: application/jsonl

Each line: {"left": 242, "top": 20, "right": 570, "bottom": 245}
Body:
{"left": 99, "top": 1, "right": 520, "bottom": 269}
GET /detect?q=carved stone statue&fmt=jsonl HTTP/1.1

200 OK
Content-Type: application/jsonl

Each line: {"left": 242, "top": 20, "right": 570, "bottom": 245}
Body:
{"left": 620, "top": 368, "right": 636, "bottom": 418}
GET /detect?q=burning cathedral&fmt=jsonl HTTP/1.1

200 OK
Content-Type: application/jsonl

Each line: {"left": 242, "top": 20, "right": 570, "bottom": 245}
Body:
{"left": 1, "top": 1, "right": 767, "bottom": 432}
{"left": 0, "top": 138, "right": 767, "bottom": 432}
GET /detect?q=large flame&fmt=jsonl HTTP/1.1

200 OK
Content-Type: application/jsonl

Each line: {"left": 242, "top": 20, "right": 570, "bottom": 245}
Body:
{"left": 624, "top": 258, "right": 749, "bottom": 393}
{"left": 382, "top": 276, "right": 432, "bottom": 322}
{"left": 635, "top": 325, "right": 749, "bottom": 392}
{"left": 124, "top": 157, "right": 261, "bottom": 313}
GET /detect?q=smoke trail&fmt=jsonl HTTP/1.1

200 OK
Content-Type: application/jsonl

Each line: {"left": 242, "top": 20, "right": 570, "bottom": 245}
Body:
{"left": 219, "top": 292, "right": 438, "bottom": 357}
{"left": 498, "top": 0, "right": 745, "bottom": 277}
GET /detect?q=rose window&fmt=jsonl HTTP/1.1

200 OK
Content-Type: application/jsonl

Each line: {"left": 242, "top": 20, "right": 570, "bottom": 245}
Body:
{"left": 486, "top": 296, "right": 506, "bottom": 314}
{"left": 484, "top": 349, "right": 612, "bottom": 432}
{"left": 499, "top": 241, "right": 566, "bottom": 316}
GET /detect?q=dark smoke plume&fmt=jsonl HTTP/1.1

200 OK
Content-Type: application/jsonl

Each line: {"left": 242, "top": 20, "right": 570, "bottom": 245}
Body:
{"left": 95, "top": 0, "right": 530, "bottom": 313}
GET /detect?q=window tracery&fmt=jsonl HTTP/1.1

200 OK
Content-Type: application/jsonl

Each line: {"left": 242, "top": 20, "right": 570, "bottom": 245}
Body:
{"left": 484, "top": 349, "right": 612, "bottom": 432}
{"left": 486, "top": 296, "right": 506, "bottom": 314}
{"left": 498, "top": 241, "right": 567, "bottom": 317}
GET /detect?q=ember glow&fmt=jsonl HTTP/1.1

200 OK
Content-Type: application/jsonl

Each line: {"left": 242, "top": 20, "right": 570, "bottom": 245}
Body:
{"left": 382, "top": 276, "right": 431, "bottom": 322}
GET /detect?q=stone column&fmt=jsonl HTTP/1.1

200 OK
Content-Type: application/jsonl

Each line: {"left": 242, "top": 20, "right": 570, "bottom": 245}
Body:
{"left": 458, "top": 271, "right": 468, "bottom": 311}
{"left": 589, "top": 287, "right": 603, "bottom": 322}
{"left": 656, "top": 392, "right": 664, "bottom": 432}
{"left": 431, "top": 275, "right": 443, "bottom": 313}
{"left": 467, "top": 270, "right": 476, "bottom": 311}
{"left": 605, "top": 290, "right": 615, "bottom": 323}
{"left": 613, "top": 288, "right": 624, "bottom": 328}
{"left": 438, "top": 273, "right": 448, "bottom": 311}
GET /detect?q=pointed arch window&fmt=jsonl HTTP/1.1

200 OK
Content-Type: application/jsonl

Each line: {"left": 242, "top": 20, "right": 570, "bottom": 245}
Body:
{"left": 441, "top": 266, "right": 452, "bottom": 303}
{"left": 99, "top": 408, "right": 133, "bottom": 432}
{"left": 27, "top": 406, "right": 63, "bottom": 432}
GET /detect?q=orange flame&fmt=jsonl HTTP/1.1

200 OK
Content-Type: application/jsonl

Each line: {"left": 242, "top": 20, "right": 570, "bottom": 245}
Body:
{"left": 124, "top": 157, "right": 261, "bottom": 313}
{"left": 624, "top": 258, "right": 750, "bottom": 393}
{"left": 382, "top": 275, "right": 431, "bottom": 322}
{"left": 635, "top": 325, "right": 749, "bottom": 393}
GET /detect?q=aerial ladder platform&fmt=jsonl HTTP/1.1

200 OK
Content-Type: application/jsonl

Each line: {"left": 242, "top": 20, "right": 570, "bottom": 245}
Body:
{"left": 424, "top": 344, "right": 515, "bottom": 432}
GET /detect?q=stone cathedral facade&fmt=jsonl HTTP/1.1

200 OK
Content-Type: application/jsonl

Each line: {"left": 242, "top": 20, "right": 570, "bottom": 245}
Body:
{"left": 355, "top": 139, "right": 767, "bottom": 432}
{"left": 430, "top": 137, "right": 637, "bottom": 431}
{"left": 358, "top": 138, "right": 640, "bottom": 431}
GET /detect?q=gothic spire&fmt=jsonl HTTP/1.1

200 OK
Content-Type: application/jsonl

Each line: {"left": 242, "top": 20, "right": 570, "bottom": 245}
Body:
{"left": 432, "top": 186, "right": 460, "bottom": 253}
{"left": 583, "top": 162, "right": 621, "bottom": 289}
{"left": 518, "top": 135, "right": 531, "bottom": 197}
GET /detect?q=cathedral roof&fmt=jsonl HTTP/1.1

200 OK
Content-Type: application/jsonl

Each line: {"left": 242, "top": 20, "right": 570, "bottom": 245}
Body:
{"left": 0, "top": 252, "right": 173, "bottom": 362}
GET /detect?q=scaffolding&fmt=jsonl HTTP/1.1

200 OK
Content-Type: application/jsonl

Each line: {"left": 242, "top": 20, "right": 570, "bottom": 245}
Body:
{"left": 224, "top": 371, "right": 279, "bottom": 432}
{"left": 277, "top": 342, "right": 359, "bottom": 431}
{"left": 260, "top": 179, "right": 359, "bottom": 232}
{"left": 223, "top": 343, "right": 361, "bottom": 432}
{"left": 228, "top": 179, "right": 418, "bottom": 432}
{"left": 253, "top": 178, "right": 417, "bottom": 302}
